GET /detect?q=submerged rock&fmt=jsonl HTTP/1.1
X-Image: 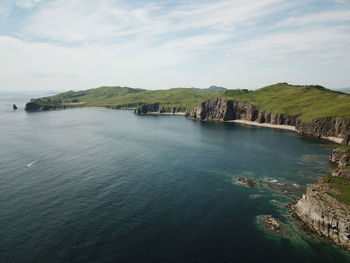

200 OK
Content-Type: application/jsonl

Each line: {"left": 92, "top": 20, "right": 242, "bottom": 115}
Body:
{"left": 249, "top": 194, "right": 262, "bottom": 199}
{"left": 235, "top": 177, "right": 257, "bottom": 188}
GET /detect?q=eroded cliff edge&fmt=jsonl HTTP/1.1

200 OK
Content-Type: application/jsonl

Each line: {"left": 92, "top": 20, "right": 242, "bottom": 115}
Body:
{"left": 185, "top": 97, "right": 350, "bottom": 141}
{"left": 293, "top": 147, "right": 350, "bottom": 250}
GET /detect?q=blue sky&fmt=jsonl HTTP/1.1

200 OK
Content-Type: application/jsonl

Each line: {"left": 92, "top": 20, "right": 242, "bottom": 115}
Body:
{"left": 0, "top": 0, "right": 350, "bottom": 91}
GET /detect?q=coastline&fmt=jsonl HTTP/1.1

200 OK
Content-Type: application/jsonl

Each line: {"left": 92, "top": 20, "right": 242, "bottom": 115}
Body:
{"left": 227, "top": 119, "right": 296, "bottom": 131}
{"left": 227, "top": 119, "right": 343, "bottom": 144}
{"left": 137, "top": 112, "right": 186, "bottom": 116}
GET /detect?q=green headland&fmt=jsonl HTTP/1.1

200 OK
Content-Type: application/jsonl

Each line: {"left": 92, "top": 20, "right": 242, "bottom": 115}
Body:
{"left": 26, "top": 83, "right": 350, "bottom": 121}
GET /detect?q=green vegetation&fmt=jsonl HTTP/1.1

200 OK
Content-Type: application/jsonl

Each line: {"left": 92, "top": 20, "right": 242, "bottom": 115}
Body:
{"left": 39, "top": 86, "right": 224, "bottom": 112}
{"left": 223, "top": 83, "right": 350, "bottom": 120}
{"left": 323, "top": 176, "right": 350, "bottom": 206}
{"left": 31, "top": 83, "right": 350, "bottom": 120}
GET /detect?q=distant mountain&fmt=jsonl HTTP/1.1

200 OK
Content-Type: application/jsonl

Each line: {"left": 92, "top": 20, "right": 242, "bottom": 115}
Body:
{"left": 191, "top": 86, "right": 227, "bottom": 92}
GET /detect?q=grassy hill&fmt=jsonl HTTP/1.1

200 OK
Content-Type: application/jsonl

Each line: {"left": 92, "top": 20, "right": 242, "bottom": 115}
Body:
{"left": 28, "top": 83, "right": 350, "bottom": 120}
{"left": 33, "top": 86, "right": 225, "bottom": 112}
{"left": 223, "top": 83, "right": 350, "bottom": 120}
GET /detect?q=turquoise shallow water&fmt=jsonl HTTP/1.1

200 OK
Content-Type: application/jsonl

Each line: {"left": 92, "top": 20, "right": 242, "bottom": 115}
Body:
{"left": 0, "top": 97, "right": 350, "bottom": 263}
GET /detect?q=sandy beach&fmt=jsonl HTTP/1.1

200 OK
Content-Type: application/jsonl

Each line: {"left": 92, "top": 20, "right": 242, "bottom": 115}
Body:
{"left": 227, "top": 119, "right": 343, "bottom": 144}
{"left": 227, "top": 119, "right": 296, "bottom": 131}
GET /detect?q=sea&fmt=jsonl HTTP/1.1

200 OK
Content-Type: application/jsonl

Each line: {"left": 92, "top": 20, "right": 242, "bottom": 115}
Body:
{"left": 0, "top": 93, "right": 349, "bottom": 263}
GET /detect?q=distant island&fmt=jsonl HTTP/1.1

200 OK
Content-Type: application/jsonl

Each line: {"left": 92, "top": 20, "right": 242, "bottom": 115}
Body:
{"left": 25, "top": 82, "right": 350, "bottom": 250}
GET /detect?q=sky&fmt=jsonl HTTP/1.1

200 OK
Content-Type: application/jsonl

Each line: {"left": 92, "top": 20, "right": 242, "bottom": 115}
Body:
{"left": 0, "top": 0, "right": 350, "bottom": 91}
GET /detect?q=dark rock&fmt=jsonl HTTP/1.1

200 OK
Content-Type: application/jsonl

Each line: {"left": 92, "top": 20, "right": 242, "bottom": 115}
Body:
{"left": 13, "top": 104, "right": 17, "bottom": 110}
{"left": 259, "top": 215, "right": 281, "bottom": 233}
{"left": 235, "top": 177, "right": 257, "bottom": 188}
{"left": 134, "top": 103, "right": 182, "bottom": 115}
{"left": 25, "top": 101, "right": 43, "bottom": 111}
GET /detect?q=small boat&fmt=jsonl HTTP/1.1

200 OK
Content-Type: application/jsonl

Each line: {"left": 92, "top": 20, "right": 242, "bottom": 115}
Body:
{"left": 13, "top": 104, "right": 18, "bottom": 110}
{"left": 26, "top": 161, "right": 36, "bottom": 168}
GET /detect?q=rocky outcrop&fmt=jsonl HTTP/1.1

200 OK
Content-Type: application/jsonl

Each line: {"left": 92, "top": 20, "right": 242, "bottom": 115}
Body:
{"left": 330, "top": 147, "right": 350, "bottom": 179}
{"left": 235, "top": 177, "right": 257, "bottom": 188}
{"left": 293, "top": 147, "right": 350, "bottom": 250}
{"left": 134, "top": 103, "right": 182, "bottom": 115}
{"left": 294, "top": 183, "right": 350, "bottom": 250}
{"left": 259, "top": 215, "right": 281, "bottom": 234}
{"left": 25, "top": 100, "right": 65, "bottom": 112}
{"left": 185, "top": 97, "right": 234, "bottom": 120}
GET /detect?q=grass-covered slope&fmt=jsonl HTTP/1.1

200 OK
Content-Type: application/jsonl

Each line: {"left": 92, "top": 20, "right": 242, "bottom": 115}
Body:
{"left": 36, "top": 86, "right": 224, "bottom": 112}
{"left": 28, "top": 83, "right": 350, "bottom": 120}
{"left": 223, "top": 83, "right": 350, "bottom": 120}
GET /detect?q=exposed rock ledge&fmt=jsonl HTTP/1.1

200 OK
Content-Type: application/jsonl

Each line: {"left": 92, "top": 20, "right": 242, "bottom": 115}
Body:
{"left": 134, "top": 103, "right": 184, "bottom": 115}
{"left": 293, "top": 147, "right": 350, "bottom": 250}
{"left": 185, "top": 97, "right": 350, "bottom": 144}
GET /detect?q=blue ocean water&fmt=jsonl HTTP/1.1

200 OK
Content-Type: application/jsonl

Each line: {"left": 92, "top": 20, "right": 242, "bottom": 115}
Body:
{"left": 0, "top": 96, "right": 349, "bottom": 263}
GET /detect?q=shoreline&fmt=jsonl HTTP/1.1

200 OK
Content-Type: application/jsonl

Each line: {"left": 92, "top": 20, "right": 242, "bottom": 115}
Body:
{"left": 227, "top": 119, "right": 296, "bottom": 131}
{"left": 227, "top": 119, "right": 343, "bottom": 144}
{"left": 137, "top": 112, "right": 186, "bottom": 116}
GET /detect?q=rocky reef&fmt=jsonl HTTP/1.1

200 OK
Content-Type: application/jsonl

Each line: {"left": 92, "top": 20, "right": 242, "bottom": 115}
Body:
{"left": 134, "top": 103, "right": 182, "bottom": 115}
{"left": 258, "top": 215, "right": 281, "bottom": 234}
{"left": 185, "top": 97, "right": 350, "bottom": 141}
{"left": 293, "top": 147, "right": 350, "bottom": 250}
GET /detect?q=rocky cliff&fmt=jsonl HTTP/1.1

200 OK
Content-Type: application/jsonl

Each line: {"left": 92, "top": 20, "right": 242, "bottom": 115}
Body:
{"left": 25, "top": 100, "right": 65, "bottom": 111}
{"left": 294, "top": 183, "right": 350, "bottom": 250}
{"left": 185, "top": 97, "right": 350, "bottom": 141}
{"left": 134, "top": 103, "right": 182, "bottom": 114}
{"left": 296, "top": 117, "right": 350, "bottom": 138}
{"left": 293, "top": 147, "right": 350, "bottom": 250}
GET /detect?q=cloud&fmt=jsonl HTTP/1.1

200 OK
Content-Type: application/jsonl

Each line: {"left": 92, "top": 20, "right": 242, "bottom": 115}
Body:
{"left": 0, "top": 0, "right": 349, "bottom": 91}
{"left": 15, "top": 0, "right": 41, "bottom": 9}
{"left": 275, "top": 10, "right": 350, "bottom": 28}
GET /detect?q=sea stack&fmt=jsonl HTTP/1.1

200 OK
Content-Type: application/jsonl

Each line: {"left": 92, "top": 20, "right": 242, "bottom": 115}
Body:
{"left": 13, "top": 104, "right": 18, "bottom": 110}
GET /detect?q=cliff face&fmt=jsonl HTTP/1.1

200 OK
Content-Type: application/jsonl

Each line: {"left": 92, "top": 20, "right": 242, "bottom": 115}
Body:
{"left": 134, "top": 103, "right": 181, "bottom": 114}
{"left": 185, "top": 97, "right": 234, "bottom": 120}
{"left": 330, "top": 147, "right": 350, "bottom": 178}
{"left": 185, "top": 97, "right": 299, "bottom": 124}
{"left": 185, "top": 97, "right": 350, "bottom": 140}
{"left": 294, "top": 183, "right": 350, "bottom": 250}
{"left": 294, "top": 147, "right": 350, "bottom": 250}
{"left": 296, "top": 117, "right": 350, "bottom": 138}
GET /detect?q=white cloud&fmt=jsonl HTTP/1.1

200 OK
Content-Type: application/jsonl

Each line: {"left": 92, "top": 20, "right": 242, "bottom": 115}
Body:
{"left": 235, "top": 26, "right": 350, "bottom": 62}
{"left": 0, "top": 0, "right": 350, "bottom": 91}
